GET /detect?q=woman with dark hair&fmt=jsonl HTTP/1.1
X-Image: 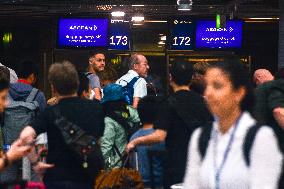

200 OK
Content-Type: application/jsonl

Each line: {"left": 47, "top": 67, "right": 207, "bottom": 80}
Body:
{"left": 100, "top": 84, "right": 140, "bottom": 168}
{"left": 183, "top": 61, "right": 283, "bottom": 189}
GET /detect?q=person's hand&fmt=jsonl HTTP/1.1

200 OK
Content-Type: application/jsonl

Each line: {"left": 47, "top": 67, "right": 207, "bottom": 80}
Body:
{"left": 6, "top": 139, "right": 32, "bottom": 163}
{"left": 19, "top": 126, "right": 36, "bottom": 146}
{"left": 33, "top": 162, "right": 54, "bottom": 179}
{"left": 47, "top": 97, "right": 58, "bottom": 106}
{"left": 125, "top": 141, "right": 136, "bottom": 154}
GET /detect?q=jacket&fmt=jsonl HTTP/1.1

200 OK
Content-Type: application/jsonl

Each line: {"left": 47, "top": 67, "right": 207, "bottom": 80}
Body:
{"left": 100, "top": 105, "right": 140, "bottom": 168}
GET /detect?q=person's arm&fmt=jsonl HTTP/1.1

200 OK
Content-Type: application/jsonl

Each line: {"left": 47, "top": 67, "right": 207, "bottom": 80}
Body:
{"left": 250, "top": 127, "right": 283, "bottom": 189}
{"left": 132, "top": 97, "right": 140, "bottom": 109}
{"left": 132, "top": 79, "right": 147, "bottom": 108}
{"left": 126, "top": 129, "right": 167, "bottom": 153}
{"left": 93, "top": 88, "right": 102, "bottom": 101}
{"left": 183, "top": 128, "right": 202, "bottom": 189}
{"left": 273, "top": 107, "right": 284, "bottom": 129}
{"left": 0, "top": 139, "right": 32, "bottom": 171}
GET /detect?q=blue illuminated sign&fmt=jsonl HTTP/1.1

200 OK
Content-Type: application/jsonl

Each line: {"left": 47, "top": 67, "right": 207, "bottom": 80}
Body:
{"left": 196, "top": 20, "right": 242, "bottom": 49}
{"left": 58, "top": 18, "right": 108, "bottom": 48}
{"left": 109, "top": 21, "right": 130, "bottom": 50}
{"left": 170, "top": 20, "right": 195, "bottom": 50}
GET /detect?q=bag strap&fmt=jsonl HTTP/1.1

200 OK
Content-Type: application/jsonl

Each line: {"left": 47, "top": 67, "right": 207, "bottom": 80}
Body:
{"left": 26, "top": 88, "right": 39, "bottom": 103}
{"left": 198, "top": 125, "right": 213, "bottom": 160}
{"left": 168, "top": 96, "right": 206, "bottom": 133}
{"left": 111, "top": 145, "right": 129, "bottom": 168}
{"left": 113, "top": 143, "right": 123, "bottom": 159}
{"left": 243, "top": 123, "right": 263, "bottom": 166}
{"left": 107, "top": 110, "right": 131, "bottom": 138}
{"left": 85, "top": 72, "right": 92, "bottom": 77}
{"left": 127, "top": 76, "right": 140, "bottom": 88}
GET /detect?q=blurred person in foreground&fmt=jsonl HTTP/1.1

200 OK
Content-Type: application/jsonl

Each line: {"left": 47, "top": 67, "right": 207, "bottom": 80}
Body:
{"left": 0, "top": 66, "right": 31, "bottom": 171}
{"left": 183, "top": 61, "right": 282, "bottom": 189}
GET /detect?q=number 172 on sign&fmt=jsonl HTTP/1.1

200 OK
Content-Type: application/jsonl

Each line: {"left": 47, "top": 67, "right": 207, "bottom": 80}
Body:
{"left": 172, "top": 36, "right": 191, "bottom": 46}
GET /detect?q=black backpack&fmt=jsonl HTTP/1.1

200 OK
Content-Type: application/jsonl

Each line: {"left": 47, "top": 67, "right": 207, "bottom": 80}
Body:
{"left": 53, "top": 106, "right": 104, "bottom": 172}
{"left": 198, "top": 123, "right": 284, "bottom": 189}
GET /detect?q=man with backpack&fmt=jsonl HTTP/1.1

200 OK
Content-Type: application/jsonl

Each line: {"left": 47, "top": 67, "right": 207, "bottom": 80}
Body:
{"left": 19, "top": 61, "right": 105, "bottom": 189}
{"left": 116, "top": 53, "right": 149, "bottom": 108}
{"left": 0, "top": 60, "right": 46, "bottom": 182}
{"left": 0, "top": 66, "right": 32, "bottom": 172}
{"left": 126, "top": 61, "right": 213, "bottom": 189}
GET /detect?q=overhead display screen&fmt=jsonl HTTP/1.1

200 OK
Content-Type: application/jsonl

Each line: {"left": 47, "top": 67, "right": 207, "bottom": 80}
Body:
{"left": 58, "top": 18, "right": 108, "bottom": 48}
{"left": 170, "top": 19, "right": 195, "bottom": 50}
{"left": 109, "top": 21, "right": 130, "bottom": 50}
{"left": 196, "top": 20, "right": 243, "bottom": 49}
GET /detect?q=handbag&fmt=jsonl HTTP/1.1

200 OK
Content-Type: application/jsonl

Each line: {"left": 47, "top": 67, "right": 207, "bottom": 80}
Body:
{"left": 95, "top": 146, "right": 144, "bottom": 189}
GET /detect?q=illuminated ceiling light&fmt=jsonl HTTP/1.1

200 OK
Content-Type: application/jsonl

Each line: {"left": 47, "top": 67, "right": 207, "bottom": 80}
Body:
{"left": 247, "top": 17, "right": 279, "bottom": 20}
{"left": 2, "top": 32, "right": 12, "bottom": 44}
{"left": 160, "top": 36, "right": 166, "bottom": 41}
{"left": 158, "top": 41, "right": 165, "bottom": 45}
{"left": 132, "top": 5, "right": 145, "bottom": 7}
{"left": 132, "top": 16, "right": 145, "bottom": 22}
{"left": 96, "top": 5, "right": 113, "bottom": 11}
{"left": 111, "top": 11, "right": 125, "bottom": 17}
{"left": 177, "top": 0, "right": 193, "bottom": 11}
{"left": 144, "top": 20, "right": 168, "bottom": 23}
{"left": 133, "top": 23, "right": 143, "bottom": 26}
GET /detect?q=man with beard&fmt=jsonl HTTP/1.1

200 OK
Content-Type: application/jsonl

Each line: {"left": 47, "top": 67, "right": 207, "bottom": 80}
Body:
{"left": 87, "top": 51, "right": 106, "bottom": 101}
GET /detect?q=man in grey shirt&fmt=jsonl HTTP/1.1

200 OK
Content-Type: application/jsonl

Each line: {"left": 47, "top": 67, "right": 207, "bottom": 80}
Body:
{"left": 87, "top": 51, "right": 106, "bottom": 101}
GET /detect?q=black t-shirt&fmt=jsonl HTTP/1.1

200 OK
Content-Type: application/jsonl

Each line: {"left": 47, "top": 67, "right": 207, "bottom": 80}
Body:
{"left": 154, "top": 90, "right": 212, "bottom": 185}
{"left": 31, "top": 97, "right": 105, "bottom": 183}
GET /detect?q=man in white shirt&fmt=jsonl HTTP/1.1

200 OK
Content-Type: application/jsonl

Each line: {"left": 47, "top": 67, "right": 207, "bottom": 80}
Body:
{"left": 116, "top": 54, "right": 149, "bottom": 108}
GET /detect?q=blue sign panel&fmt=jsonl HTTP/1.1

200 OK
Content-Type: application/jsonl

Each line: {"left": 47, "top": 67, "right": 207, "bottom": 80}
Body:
{"left": 196, "top": 20, "right": 243, "bottom": 49}
{"left": 109, "top": 21, "right": 130, "bottom": 50}
{"left": 58, "top": 18, "right": 108, "bottom": 48}
{"left": 170, "top": 20, "right": 195, "bottom": 50}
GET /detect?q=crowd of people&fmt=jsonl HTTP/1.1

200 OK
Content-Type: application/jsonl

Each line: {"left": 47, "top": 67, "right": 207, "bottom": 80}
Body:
{"left": 0, "top": 52, "right": 283, "bottom": 189}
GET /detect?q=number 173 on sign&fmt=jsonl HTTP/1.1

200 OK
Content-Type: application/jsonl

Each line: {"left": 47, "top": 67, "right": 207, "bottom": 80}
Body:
{"left": 110, "top": 36, "right": 128, "bottom": 46}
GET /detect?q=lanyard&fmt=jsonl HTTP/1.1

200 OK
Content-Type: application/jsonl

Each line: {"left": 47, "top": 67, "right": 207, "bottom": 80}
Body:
{"left": 212, "top": 113, "right": 243, "bottom": 189}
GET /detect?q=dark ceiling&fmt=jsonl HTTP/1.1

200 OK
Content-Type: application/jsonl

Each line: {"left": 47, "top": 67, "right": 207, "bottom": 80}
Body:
{"left": 0, "top": 0, "right": 279, "bottom": 18}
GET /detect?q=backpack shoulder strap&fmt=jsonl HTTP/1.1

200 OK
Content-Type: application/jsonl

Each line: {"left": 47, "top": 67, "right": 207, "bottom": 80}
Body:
{"left": 85, "top": 72, "right": 93, "bottom": 77}
{"left": 127, "top": 76, "right": 140, "bottom": 88}
{"left": 243, "top": 123, "right": 263, "bottom": 166}
{"left": 198, "top": 125, "right": 213, "bottom": 160}
{"left": 26, "top": 88, "right": 39, "bottom": 103}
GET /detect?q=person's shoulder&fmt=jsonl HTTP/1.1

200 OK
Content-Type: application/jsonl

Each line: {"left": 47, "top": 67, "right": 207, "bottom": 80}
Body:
{"left": 35, "top": 89, "right": 45, "bottom": 98}
{"left": 116, "top": 73, "right": 129, "bottom": 84}
{"left": 130, "top": 129, "right": 143, "bottom": 141}
{"left": 255, "top": 125, "right": 277, "bottom": 139}
{"left": 84, "top": 98, "right": 102, "bottom": 107}
{"left": 127, "top": 105, "right": 139, "bottom": 117}
{"left": 136, "top": 76, "right": 146, "bottom": 83}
